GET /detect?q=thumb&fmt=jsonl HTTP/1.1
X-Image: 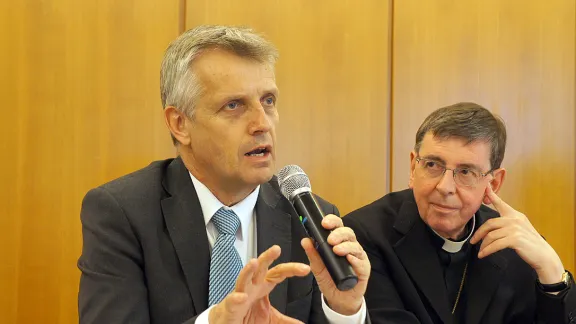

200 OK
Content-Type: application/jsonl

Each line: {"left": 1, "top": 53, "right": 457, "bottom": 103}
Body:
{"left": 301, "top": 238, "right": 335, "bottom": 288}
{"left": 210, "top": 292, "right": 249, "bottom": 324}
{"left": 301, "top": 238, "right": 325, "bottom": 275}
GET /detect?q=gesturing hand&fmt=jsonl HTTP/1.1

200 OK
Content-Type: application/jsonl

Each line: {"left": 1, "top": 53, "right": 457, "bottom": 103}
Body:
{"left": 209, "top": 245, "right": 311, "bottom": 324}
{"left": 471, "top": 185, "right": 564, "bottom": 285}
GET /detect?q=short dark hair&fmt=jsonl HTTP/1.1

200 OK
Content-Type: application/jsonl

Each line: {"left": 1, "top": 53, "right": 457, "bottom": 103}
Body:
{"left": 414, "top": 102, "right": 507, "bottom": 170}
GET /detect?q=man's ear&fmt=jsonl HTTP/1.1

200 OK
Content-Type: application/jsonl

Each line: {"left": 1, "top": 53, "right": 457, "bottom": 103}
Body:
{"left": 164, "top": 107, "right": 191, "bottom": 146}
{"left": 409, "top": 151, "right": 417, "bottom": 188}
{"left": 482, "top": 168, "right": 506, "bottom": 205}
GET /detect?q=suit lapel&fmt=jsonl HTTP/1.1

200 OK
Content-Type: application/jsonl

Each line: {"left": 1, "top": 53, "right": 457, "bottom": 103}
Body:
{"left": 160, "top": 161, "right": 295, "bottom": 315}
{"left": 256, "top": 182, "right": 293, "bottom": 314}
{"left": 161, "top": 157, "right": 210, "bottom": 314}
{"left": 393, "top": 200, "right": 453, "bottom": 324}
{"left": 465, "top": 210, "right": 507, "bottom": 324}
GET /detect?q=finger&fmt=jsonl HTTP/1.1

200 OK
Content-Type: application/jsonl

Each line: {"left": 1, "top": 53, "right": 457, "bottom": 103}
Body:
{"left": 253, "top": 245, "right": 282, "bottom": 284}
{"left": 470, "top": 218, "right": 510, "bottom": 244}
{"left": 234, "top": 258, "right": 258, "bottom": 293}
{"left": 322, "top": 214, "right": 343, "bottom": 230}
{"left": 301, "top": 238, "right": 326, "bottom": 276}
{"left": 478, "top": 227, "right": 509, "bottom": 253}
{"left": 485, "top": 185, "right": 513, "bottom": 214}
{"left": 332, "top": 241, "right": 365, "bottom": 259}
{"left": 327, "top": 227, "right": 357, "bottom": 246}
{"left": 222, "top": 292, "right": 249, "bottom": 317}
{"left": 477, "top": 236, "right": 511, "bottom": 258}
{"left": 346, "top": 253, "right": 371, "bottom": 279}
{"left": 254, "top": 295, "right": 271, "bottom": 314}
{"left": 482, "top": 192, "right": 492, "bottom": 206}
{"left": 266, "top": 262, "right": 310, "bottom": 284}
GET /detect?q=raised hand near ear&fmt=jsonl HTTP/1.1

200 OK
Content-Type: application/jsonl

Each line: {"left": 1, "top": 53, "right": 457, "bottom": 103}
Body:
{"left": 471, "top": 185, "right": 564, "bottom": 286}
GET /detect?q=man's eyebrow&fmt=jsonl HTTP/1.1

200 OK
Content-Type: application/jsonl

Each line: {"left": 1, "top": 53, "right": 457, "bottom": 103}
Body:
{"left": 456, "top": 163, "right": 483, "bottom": 170}
{"left": 420, "top": 155, "right": 446, "bottom": 164}
{"left": 420, "top": 155, "right": 483, "bottom": 170}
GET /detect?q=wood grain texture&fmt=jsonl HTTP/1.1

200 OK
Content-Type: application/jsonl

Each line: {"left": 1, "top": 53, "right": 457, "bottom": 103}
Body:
{"left": 391, "top": 0, "right": 575, "bottom": 271}
{"left": 186, "top": 0, "right": 392, "bottom": 214}
{"left": 0, "top": 0, "right": 178, "bottom": 322}
{"left": 2, "top": 1, "right": 574, "bottom": 322}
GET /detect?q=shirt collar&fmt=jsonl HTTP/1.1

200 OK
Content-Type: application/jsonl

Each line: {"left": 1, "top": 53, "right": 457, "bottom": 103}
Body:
{"left": 189, "top": 172, "right": 259, "bottom": 240}
{"left": 429, "top": 214, "right": 476, "bottom": 253}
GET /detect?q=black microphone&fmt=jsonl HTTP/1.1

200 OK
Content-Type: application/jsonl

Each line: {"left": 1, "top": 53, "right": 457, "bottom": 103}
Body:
{"left": 277, "top": 165, "right": 358, "bottom": 291}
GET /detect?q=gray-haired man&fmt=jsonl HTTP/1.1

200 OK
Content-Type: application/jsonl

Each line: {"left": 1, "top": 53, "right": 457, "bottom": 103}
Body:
{"left": 78, "top": 25, "right": 371, "bottom": 324}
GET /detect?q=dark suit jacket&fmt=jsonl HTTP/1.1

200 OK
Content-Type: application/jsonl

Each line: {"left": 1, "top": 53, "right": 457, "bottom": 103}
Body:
{"left": 78, "top": 157, "right": 338, "bottom": 323}
{"left": 343, "top": 189, "right": 576, "bottom": 324}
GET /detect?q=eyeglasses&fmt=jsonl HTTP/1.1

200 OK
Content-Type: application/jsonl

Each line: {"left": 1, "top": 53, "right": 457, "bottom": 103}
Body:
{"left": 415, "top": 157, "right": 493, "bottom": 187}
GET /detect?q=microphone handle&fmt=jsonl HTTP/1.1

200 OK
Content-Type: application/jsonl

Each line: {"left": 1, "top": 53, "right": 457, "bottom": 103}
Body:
{"left": 292, "top": 192, "right": 358, "bottom": 291}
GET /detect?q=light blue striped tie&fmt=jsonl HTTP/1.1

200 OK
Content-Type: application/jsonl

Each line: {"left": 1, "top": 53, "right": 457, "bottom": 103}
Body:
{"left": 208, "top": 208, "right": 243, "bottom": 306}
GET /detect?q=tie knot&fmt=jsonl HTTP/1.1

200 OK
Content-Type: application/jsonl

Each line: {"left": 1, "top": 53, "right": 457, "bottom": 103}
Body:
{"left": 212, "top": 208, "right": 240, "bottom": 236}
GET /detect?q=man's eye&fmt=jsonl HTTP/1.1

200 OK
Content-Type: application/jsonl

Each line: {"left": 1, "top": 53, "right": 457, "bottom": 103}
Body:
{"left": 263, "top": 96, "right": 275, "bottom": 106}
{"left": 459, "top": 169, "right": 478, "bottom": 178}
{"left": 425, "top": 161, "right": 437, "bottom": 168}
{"left": 226, "top": 102, "right": 239, "bottom": 110}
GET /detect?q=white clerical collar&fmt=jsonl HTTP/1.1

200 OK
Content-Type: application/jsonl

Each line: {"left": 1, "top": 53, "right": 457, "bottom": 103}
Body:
{"left": 430, "top": 215, "right": 476, "bottom": 253}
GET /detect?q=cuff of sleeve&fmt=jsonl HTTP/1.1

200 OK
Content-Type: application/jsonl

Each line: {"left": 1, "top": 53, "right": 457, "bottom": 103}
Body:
{"left": 536, "top": 276, "right": 573, "bottom": 324}
{"left": 321, "top": 293, "right": 367, "bottom": 324}
{"left": 196, "top": 305, "right": 216, "bottom": 324}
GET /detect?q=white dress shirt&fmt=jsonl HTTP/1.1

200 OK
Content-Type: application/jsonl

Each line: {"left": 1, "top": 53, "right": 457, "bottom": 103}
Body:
{"left": 189, "top": 173, "right": 366, "bottom": 324}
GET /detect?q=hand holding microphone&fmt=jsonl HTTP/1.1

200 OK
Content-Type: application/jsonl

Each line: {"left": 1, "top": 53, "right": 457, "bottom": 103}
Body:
{"left": 277, "top": 165, "right": 370, "bottom": 316}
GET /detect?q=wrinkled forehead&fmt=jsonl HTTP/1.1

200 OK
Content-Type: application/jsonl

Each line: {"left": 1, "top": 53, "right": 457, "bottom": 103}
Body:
{"left": 194, "top": 50, "right": 277, "bottom": 95}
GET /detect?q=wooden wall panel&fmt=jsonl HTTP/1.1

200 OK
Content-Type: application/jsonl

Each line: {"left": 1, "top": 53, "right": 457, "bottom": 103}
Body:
{"left": 186, "top": 0, "right": 391, "bottom": 214}
{"left": 391, "top": 0, "right": 575, "bottom": 271}
{"left": 0, "top": 0, "right": 178, "bottom": 322}
{"left": 3, "top": 1, "right": 573, "bottom": 322}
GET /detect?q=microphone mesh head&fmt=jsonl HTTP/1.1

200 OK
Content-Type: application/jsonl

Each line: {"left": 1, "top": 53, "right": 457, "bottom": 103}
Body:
{"left": 276, "top": 165, "right": 311, "bottom": 200}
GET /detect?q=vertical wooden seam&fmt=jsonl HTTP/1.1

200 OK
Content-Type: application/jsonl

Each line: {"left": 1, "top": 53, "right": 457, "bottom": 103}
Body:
{"left": 387, "top": 0, "right": 395, "bottom": 193}
{"left": 178, "top": 0, "right": 186, "bottom": 34}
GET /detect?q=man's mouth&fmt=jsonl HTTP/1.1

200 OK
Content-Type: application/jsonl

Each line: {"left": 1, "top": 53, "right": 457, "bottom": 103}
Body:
{"left": 245, "top": 146, "right": 271, "bottom": 157}
{"left": 431, "top": 203, "right": 459, "bottom": 212}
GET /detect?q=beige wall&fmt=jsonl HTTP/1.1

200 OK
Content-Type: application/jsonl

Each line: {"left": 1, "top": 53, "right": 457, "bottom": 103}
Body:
{"left": 0, "top": 0, "right": 573, "bottom": 322}
{"left": 0, "top": 0, "right": 179, "bottom": 322}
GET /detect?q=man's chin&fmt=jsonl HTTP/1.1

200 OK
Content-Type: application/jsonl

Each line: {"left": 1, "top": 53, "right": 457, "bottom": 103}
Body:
{"left": 243, "top": 170, "right": 274, "bottom": 186}
{"left": 427, "top": 217, "right": 468, "bottom": 239}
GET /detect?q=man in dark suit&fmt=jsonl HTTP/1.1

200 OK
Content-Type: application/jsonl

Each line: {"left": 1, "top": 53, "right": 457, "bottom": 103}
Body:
{"left": 78, "top": 25, "right": 371, "bottom": 324}
{"left": 344, "top": 102, "right": 576, "bottom": 323}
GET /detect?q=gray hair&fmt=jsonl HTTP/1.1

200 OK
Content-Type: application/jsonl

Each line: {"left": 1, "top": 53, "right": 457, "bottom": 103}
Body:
{"left": 414, "top": 102, "right": 507, "bottom": 169}
{"left": 160, "top": 25, "right": 279, "bottom": 118}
